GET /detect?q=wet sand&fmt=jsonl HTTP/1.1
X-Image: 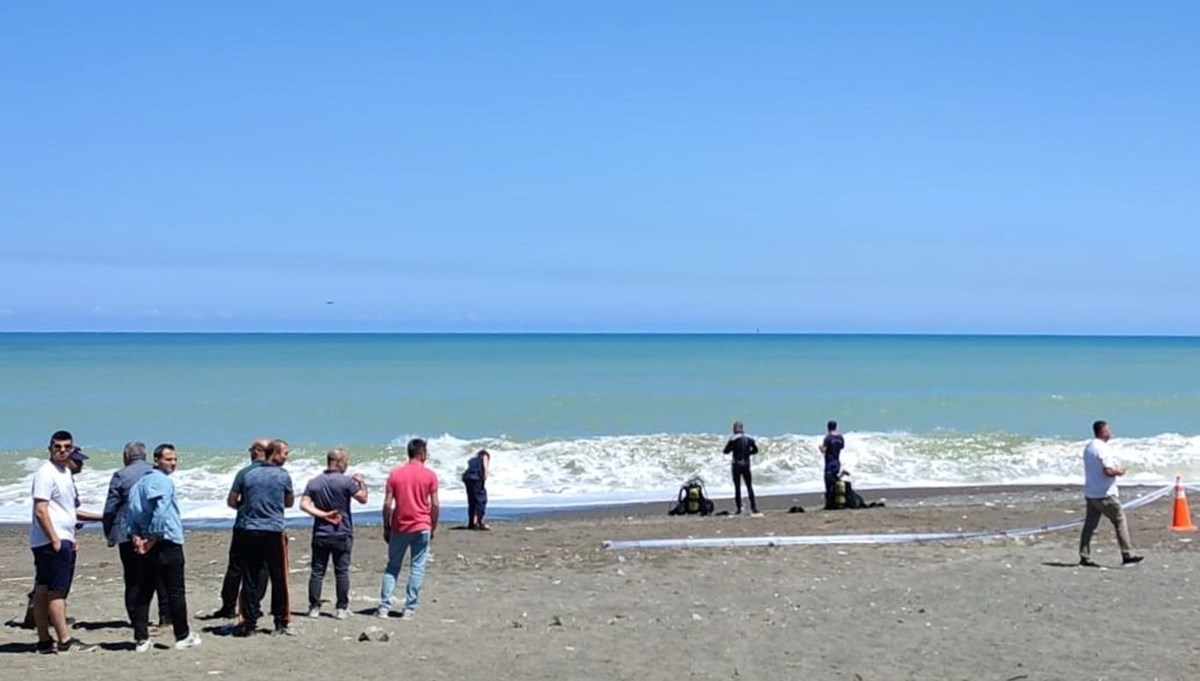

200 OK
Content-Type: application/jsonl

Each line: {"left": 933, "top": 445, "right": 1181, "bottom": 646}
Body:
{"left": 2, "top": 485, "right": 1197, "bottom": 680}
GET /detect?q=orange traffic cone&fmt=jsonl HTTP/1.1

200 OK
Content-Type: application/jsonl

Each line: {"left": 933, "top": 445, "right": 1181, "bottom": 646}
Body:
{"left": 1170, "top": 477, "right": 1197, "bottom": 532}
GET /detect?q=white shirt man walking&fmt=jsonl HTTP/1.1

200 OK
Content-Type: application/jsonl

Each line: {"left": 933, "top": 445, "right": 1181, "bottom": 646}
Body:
{"left": 1079, "top": 420, "right": 1144, "bottom": 567}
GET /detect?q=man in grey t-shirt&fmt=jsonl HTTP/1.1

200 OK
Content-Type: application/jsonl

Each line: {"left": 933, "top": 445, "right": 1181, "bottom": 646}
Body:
{"left": 300, "top": 448, "right": 368, "bottom": 619}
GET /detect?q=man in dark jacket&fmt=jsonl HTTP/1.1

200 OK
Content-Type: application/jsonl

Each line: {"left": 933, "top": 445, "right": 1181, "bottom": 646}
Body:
{"left": 103, "top": 441, "right": 170, "bottom": 626}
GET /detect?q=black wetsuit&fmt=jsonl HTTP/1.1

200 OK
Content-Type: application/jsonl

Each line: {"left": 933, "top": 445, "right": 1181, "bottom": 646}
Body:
{"left": 723, "top": 434, "right": 758, "bottom": 513}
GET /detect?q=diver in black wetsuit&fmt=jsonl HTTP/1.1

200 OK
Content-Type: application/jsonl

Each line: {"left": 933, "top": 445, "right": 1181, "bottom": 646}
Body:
{"left": 723, "top": 421, "right": 760, "bottom": 515}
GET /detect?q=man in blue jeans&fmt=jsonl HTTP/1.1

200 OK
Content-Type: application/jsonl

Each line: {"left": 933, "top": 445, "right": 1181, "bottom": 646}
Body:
{"left": 378, "top": 438, "right": 440, "bottom": 619}
{"left": 301, "top": 448, "right": 368, "bottom": 619}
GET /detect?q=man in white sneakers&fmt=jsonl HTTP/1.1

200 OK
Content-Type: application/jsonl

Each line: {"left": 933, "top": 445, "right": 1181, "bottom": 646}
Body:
{"left": 126, "top": 443, "right": 201, "bottom": 651}
{"left": 30, "top": 430, "right": 101, "bottom": 654}
{"left": 1079, "top": 420, "right": 1144, "bottom": 567}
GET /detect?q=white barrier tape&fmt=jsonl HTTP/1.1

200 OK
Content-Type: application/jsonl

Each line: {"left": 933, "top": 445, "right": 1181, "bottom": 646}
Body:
{"left": 603, "top": 484, "right": 1177, "bottom": 551}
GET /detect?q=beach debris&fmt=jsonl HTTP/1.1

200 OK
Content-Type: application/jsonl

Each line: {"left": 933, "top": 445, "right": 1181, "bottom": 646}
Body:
{"left": 358, "top": 626, "right": 391, "bottom": 642}
{"left": 691, "top": 613, "right": 703, "bottom": 621}
{"left": 549, "top": 614, "right": 564, "bottom": 627}
{"left": 617, "top": 555, "right": 627, "bottom": 563}
{"left": 616, "top": 568, "right": 626, "bottom": 576}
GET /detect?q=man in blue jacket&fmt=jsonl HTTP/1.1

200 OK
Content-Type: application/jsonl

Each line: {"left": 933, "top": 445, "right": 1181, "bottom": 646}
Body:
{"left": 103, "top": 441, "right": 169, "bottom": 627}
{"left": 125, "top": 443, "right": 201, "bottom": 652}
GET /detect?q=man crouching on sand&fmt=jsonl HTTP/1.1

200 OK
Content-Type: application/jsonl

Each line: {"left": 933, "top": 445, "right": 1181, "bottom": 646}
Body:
{"left": 1079, "top": 420, "right": 1143, "bottom": 568}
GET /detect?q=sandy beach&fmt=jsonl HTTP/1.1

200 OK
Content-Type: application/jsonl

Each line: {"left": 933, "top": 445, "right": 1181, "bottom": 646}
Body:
{"left": 2, "top": 485, "right": 1198, "bottom": 680}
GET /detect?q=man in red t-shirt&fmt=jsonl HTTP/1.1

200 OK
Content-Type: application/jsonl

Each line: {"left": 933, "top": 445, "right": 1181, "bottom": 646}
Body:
{"left": 377, "top": 438, "right": 440, "bottom": 619}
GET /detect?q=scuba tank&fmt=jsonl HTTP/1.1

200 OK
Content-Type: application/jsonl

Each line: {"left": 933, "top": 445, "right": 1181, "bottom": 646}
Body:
{"left": 686, "top": 480, "right": 703, "bottom": 513}
{"left": 833, "top": 477, "right": 848, "bottom": 509}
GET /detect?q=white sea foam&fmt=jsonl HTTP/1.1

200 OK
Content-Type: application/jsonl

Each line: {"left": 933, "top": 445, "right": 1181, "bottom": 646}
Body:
{"left": 2, "top": 431, "right": 1198, "bottom": 522}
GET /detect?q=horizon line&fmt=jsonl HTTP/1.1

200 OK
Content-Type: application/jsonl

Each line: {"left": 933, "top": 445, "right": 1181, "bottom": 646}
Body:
{"left": 1, "top": 330, "right": 1198, "bottom": 340}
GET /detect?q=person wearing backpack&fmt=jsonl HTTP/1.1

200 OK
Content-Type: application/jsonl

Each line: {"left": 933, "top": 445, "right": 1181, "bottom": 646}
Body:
{"left": 723, "top": 421, "right": 761, "bottom": 516}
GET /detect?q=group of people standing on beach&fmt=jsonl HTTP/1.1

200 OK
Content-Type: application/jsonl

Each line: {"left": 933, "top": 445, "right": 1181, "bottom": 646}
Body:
{"left": 23, "top": 417, "right": 1144, "bottom": 654}
{"left": 24, "top": 429, "right": 481, "bottom": 654}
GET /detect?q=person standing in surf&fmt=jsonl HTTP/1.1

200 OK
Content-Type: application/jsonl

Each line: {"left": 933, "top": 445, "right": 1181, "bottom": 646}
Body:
{"left": 462, "top": 449, "right": 490, "bottom": 530}
{"left": 820, "top": 421, "right": 845, "bottom": 510}
{"left": 723, "top": 421, "right": 761, "bottom": 516}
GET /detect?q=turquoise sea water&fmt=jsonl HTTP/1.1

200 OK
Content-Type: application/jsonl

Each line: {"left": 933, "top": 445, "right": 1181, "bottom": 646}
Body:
{"left": 1, "top": 333, "right": 1198, "bottom": 520}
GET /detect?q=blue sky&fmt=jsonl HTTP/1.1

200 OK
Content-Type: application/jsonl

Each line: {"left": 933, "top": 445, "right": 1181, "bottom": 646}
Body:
{"left": 2, "top": 1, "right": 1197, "bottom": 333}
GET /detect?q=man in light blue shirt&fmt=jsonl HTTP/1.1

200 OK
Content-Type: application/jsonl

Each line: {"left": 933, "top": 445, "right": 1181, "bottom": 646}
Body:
{"left": 125, "top": 444, "right": 201, "bottom": 652}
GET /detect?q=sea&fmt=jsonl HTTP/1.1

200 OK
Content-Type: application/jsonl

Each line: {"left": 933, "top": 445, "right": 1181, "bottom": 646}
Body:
{"left": 1, "top": 333, "right": 1197, "bottom": 523}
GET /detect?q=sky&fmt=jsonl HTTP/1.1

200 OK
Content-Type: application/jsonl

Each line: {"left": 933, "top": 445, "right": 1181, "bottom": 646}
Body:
{"left": 1, "top": 1, "right": 1197, "bottom": 334}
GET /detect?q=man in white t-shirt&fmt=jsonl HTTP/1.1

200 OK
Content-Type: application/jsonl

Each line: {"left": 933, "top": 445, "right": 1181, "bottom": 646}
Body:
{"left": 1079, "top": 420, "right": 1144, "bottom": 568}
{"left": 30, "top": 430, "right": 101, "bottom": 654}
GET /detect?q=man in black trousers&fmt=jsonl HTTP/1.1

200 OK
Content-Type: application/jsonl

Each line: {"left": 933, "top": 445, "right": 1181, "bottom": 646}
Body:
{"left": 205, "top": 439, "right": 269, "bottom": 620}
{"left": 228, "top": 439, "right": 295, "bottom": 636}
